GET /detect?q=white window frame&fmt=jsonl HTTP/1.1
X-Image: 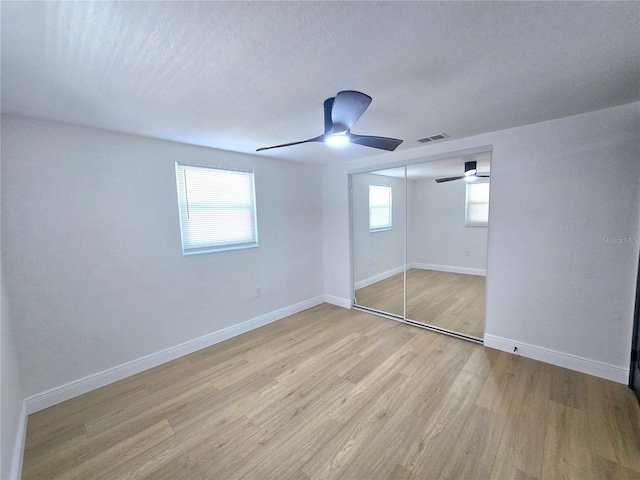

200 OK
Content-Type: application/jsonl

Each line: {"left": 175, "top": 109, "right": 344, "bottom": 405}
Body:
{"left": 175, "top": 162, "right": 258, "bottom": 255}
{"left": 369, "top": 184, "right": 392, "bottom": 232}
{"left": 465, "top": 180, "right": 490, "bottom": 227}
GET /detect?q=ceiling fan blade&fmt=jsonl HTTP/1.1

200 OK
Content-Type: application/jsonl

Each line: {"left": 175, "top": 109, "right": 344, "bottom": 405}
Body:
{"left": 435, "top": 176, "right": 465, "bottom": 183}
{"left": 348, "top": 133, "right": 403, "bottom": 151}
{"left": 476, "top": 174, "right": 490, "bottom": 178}
{"left": 330, "top": 91, "right": 372, "bottom": 132}
{"left": 256, "top": 134, "right": 326, "bottom": 152}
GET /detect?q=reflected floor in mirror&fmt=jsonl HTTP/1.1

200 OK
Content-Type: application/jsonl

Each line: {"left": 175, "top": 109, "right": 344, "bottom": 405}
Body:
{"left": 355, "top": 269, "right": 485, "bottom": 339}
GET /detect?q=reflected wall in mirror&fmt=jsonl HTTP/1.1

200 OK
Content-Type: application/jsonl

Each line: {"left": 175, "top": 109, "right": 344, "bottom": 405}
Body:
{"left": 352, "top": 167, "right": 406, "bottom": 317}
{"left": 406, "top": 152, "right": 490, "bottom": 339}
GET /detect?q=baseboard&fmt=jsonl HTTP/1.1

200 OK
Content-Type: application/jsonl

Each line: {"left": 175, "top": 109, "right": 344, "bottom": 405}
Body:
{"left": 484, "top": 334, "right": 629, "bottom": 384}
{"left": 323, "top": 294, "right": 351, "bottom": 309}
{"left": 354, "top": 265, "right": 404, "bottom": 290}
{"left": 409, "top": 262, "right": 486, "bottom": 277}
{"left": 25, "top": 295, "right": 326, "bottom": 414}
{"left": 10, "top": 399, "right": 27, "bottom": 480}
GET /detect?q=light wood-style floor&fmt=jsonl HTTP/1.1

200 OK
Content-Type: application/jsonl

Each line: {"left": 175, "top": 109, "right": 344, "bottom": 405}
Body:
{"left": 23, "top": 304, "right": 640, "bottom": 479}
{"left": 355, "top": 269, "right": 485, "bottom": 338}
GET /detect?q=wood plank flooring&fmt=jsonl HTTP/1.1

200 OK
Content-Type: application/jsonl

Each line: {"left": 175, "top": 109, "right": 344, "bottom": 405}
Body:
{"left": 22, "top": 304, "right": 640, "bottom": 479}
{"left": 355, "top": 269, "right": 486, "bottom": 338}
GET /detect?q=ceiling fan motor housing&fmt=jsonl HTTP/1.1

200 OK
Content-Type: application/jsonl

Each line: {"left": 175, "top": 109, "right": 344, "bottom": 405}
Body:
{"left": 323, "top": 97, "right": 335, "bottom": 133}
{"left": 464, "top": 161, "right": 477, "bottom": 174}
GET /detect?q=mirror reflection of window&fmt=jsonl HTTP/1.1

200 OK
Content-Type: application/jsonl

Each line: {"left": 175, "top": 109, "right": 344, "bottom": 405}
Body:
{"left": 369, "top": 185, "right": 392, "bottom": 232}
{"left": 465, "top": 181, "right": 490, "bottom": 227}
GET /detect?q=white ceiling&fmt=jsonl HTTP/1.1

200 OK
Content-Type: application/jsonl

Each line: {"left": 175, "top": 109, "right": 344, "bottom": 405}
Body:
{"left": 2, "top": 1, "right": 639, "bottom": 165}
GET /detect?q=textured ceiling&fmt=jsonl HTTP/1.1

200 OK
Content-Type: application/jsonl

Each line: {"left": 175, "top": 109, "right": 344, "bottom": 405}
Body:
{"left": 2, "top": 1, "right": 639, "bottom": 165}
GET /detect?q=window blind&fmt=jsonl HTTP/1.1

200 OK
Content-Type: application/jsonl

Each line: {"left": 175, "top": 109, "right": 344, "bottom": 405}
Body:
{"left": 369, "top": 184, "right": 392, "bottom": 232}
{"left": 466, "top": 181, "right": 490, "bottom": 227}
{"left": 175, "top": 163, "right": 258, "bottom": 254}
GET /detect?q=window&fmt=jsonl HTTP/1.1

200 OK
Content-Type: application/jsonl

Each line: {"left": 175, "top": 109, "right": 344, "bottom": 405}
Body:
{"left": 369, "top": 184, "right": 392, "bottom": 232}
{"left": 175, "top": 163, "right": 258, "bottom": 255}
{"left": 466, "top": 181, "right": 490, "bottom": 227}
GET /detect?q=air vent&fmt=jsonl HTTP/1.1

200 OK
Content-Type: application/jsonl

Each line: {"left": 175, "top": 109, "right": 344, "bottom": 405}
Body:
{"left": 417, "top": 133, "right": 448, "bottom": 143}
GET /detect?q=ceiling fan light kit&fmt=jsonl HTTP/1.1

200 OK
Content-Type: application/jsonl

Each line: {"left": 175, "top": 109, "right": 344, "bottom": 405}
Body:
{"left": 325, "top": 133, "right": 349, "bottom": 146}
{"left": 257, "top": 90, "right": 403, "bottom": 153}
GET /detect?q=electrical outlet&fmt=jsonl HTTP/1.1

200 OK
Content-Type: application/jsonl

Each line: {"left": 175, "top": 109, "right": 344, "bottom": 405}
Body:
{"left": 465, "top": 250, "right": 470, "bottom": 256}
{"left": 256, "top": 286, "right": 262, "bottom": 297}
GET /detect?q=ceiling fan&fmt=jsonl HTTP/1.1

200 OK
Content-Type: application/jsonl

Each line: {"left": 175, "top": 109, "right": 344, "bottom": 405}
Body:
{"left": 257, "top": 90, "right": 403, "bottom": 152}
{"left": 435, "top": 161, "right": 490, "bottom": 183}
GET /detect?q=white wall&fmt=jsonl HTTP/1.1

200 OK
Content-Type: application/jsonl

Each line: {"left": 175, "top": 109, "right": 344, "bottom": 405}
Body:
{"left": 407, "top": 177, "right": 488, "bottom": 271}
{"left": 323, "top": 163, "right": 351, "bottom": 301}
{"left": 1, "top": 115, "right": 325, "bottom": 398}
{"left": 1, "top": 265, "right": 26, "bottom": 480}
{"left": 1, "top": 139, "right": 27, "bottom": 479}
{"left": 352, "top": 172, "right": 405, "bottom": 284}
{"left": 323, "top": 103, "right": 640, "bottom": 380}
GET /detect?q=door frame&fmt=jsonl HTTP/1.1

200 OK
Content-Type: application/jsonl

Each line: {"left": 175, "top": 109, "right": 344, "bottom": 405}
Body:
{"left": 630, "top": 252, "right": 640, "bottom": 401}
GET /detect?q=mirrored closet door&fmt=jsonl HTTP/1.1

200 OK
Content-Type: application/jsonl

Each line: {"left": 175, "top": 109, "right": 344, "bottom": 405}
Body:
{"left": 351, "top": 149, "right": 491, "bottom": 342}
{"left": 352, "top": 166, "right": 406, "bottom": 318}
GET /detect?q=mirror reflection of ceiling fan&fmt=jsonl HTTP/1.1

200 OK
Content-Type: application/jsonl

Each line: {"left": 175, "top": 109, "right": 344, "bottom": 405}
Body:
{"left": 435, "top": 161, "right": 490, "bottom": 183}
